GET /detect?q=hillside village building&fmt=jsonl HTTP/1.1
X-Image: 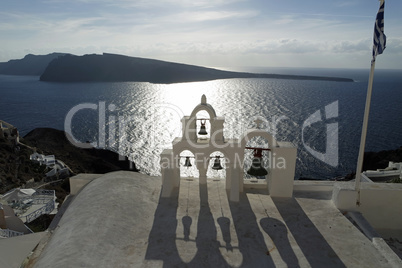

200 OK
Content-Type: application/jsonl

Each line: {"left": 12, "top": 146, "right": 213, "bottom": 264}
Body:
{"left": 0, "top": 188, "right": 57, "bottom": 236}
{"left": 0, "top": 120, "right": 19, "bottom": 143}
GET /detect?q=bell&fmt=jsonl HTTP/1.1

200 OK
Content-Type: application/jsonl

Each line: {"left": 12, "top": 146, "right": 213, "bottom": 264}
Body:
{"left": 198, "top": 120, "right": 208, "bottom": 135}
{"left": 247, "top": 149, "right": 268, "bottom": 177}
{"left": 212, "top": 156, "right": 223, "bottom": 170}
{"left": 184, "top": 157, "right": 192, "bottom": 168}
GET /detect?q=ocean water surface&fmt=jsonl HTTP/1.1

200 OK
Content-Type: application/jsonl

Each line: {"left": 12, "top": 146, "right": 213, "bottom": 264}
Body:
{"left": 0, "top": 67, "right": 401, "bottom": 179}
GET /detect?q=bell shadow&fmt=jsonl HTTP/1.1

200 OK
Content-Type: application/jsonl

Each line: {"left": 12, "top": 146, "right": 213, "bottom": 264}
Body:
{"left": 272, "top": 197, "right": 347, "bottom": 267}
{"left": 182, "top": 215, "right": 192, "bottom": 241}
{"left": 145, "top": 188, "right": 183, "bottom": 267}
{"left": 188, "top": 184, "right": 230, "bottom": 267}
{"left": 228, "top": 191, "right": 276, "bottom": 267}
{"left": 259, "top": 217, "right": 299, "bottom": 267}
{"left": 217, "top": 216, "right": 233, "bottom": 251}
{"left": 146, "top": 184, "right": 232, "bottom": 267}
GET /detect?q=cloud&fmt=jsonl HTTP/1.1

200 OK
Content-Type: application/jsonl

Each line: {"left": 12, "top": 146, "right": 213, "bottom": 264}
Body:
{"left": 103, "top": 38, "right": 371, "bottom": 57}
{"left": 384, "top": 38, "right": 402, "bottom": 55}
{"left": 274, "top": 15, "right": 295, "bottom": 25}
{"left": 333, "top": 0, "right": 360, "bottom": 8}
{"left": 329, "top": 39, "right": 370, "bottom": 54}
{"left": 41, "top": 0, "right": 246, "bottom": 9}
{"left": 248, "top": 39, "right": 370, "bottom": 55}
{"left": 175, "top": 10, "right": 259, "bottom": 22}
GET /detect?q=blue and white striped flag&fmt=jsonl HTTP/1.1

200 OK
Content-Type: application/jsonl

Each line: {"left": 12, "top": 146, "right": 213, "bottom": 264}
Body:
{"left": 373, "top": 0, "right": 386, "bottom": 61}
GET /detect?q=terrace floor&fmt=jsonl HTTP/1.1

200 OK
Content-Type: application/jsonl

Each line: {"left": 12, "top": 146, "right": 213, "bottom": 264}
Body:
{"left": 29, "top": 172, "right": 398, "bottom": 267}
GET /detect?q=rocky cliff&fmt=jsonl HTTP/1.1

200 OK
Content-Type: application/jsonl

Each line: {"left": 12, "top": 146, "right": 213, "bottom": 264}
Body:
{"left": 0, "top": 53, "right": 66, "bottom": 76}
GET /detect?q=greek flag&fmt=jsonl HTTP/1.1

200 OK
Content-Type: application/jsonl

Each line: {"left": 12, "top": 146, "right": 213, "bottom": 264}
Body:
{"left": 373, "top": 0, "right": 386, "bottom": 61}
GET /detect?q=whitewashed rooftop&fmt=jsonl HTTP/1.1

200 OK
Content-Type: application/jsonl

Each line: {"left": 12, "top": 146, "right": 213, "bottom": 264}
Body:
{"left": 21, "top": 171, "right": 401, "bottom": 268}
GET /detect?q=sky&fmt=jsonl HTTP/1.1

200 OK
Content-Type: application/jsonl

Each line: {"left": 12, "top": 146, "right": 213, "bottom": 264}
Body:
{"left": 1, "top": 0, "right": 401, "bottom": 69}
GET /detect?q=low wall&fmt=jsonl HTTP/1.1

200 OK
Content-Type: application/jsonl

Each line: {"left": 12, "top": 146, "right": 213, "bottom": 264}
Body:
{"left": 332, "top": 181, "right": 402, "bottom": 238}
{"left": 69, "top": 174, "right": 101, "bottom": 195}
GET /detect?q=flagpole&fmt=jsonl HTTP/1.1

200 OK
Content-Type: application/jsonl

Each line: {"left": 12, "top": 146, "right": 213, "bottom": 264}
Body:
{"left": 355, "top": 59, "right": 376, "bottom": 205}
{"left": 354, "top": 0, "right": 386, "bottom": 206}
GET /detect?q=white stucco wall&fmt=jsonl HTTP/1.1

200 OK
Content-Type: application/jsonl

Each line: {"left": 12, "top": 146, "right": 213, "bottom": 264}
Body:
{"left": 332, "top": 181, "right": 402, "bottom": 237}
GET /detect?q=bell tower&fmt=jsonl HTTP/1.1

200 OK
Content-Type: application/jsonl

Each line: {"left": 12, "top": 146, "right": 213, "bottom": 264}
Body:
{"left": 160, "top": 95, "right": 297, "bottom": 202}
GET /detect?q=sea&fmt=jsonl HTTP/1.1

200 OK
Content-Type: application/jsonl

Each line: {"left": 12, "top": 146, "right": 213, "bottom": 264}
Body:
{"left": 1, "top": 67, "right": 401, "bottom": 180}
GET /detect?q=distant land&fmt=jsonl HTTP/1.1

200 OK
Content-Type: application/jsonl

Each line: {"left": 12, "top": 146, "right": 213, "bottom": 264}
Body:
{"left": 0, "top": 53, "right": 354, "bottom": 83}
{"left": 0, "top": 53, "right": 66, "bottom": 76}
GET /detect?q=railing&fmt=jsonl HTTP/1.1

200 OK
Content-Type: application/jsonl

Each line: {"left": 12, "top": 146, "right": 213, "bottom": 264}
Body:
{"left": 33, "top": 189, "right": 55, "bottom": 196}
{"left": 31, "top": 197, "right": 54, "bottom": 205}
{"left": 4, "top": 190, "right": 54, "bottom": 204}
{"left": 0, "top": 228, "right": 24, "bottom": 238}
{"left": 25, "top": 200, "right": 55, "bottom": 223}
{"left": 20, "top": 190, "right": 55, "bottom": 204}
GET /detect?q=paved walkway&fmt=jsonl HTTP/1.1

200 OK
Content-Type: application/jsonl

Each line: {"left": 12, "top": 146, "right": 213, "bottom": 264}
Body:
{"left": 146, "top": 178, "right": 390, "bottom": 267}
